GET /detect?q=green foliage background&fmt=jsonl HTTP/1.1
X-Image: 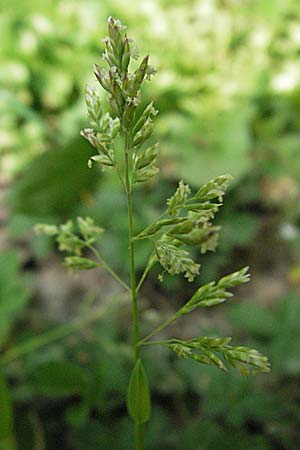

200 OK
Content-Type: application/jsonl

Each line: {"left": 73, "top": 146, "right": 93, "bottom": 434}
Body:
{"left": 1, "top": 0, "right": 300, "bottom": 449}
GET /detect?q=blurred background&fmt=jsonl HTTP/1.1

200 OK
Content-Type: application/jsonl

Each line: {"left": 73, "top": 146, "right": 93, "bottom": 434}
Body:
{"left": 1, "top": 0, "right": 300, "bottom": 449}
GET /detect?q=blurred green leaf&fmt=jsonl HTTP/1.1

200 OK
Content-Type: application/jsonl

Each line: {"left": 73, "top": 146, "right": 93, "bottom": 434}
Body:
{"left": 228, "top": 303, "right": 277, "bottom": 338}
{"left": 161, "top": 108, "right": 253, "bottom": 186}
{"left": 0, "top": 251, "right": 30, "bottom": 346}
{"left": 0, "top": 371, "right": 13, "bottom": 442}
{"left": 65, "top": 400, "right": 90, "bottom": 427}
{"left": 8, "top": 139, "right": 98, "bottom": 220}
{"left": 181, "top": 418, "right": 271, "bottom": 450}
{"left": 28, "top": 361, "right": 88, "bottom": 397}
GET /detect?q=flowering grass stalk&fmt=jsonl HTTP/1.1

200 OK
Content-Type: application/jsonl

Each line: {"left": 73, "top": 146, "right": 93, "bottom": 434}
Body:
{"left": 36, "top": 17, "right": 270, "bottom": 450}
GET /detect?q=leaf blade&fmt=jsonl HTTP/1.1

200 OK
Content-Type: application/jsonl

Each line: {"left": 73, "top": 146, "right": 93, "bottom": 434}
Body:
{"left": 127, "top": 359, "right": 151, "bottom": 424}
{"left": 0, "top": 371, "right": 13, "bottom": 441}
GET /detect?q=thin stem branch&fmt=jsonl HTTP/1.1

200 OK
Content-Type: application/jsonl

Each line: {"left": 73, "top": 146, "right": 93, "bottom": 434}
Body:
{"left": 136, "top": 252, "right": 156, "bottom": 293}
{"left": 100, "top": 142, "right": 126, "bottom": 192}
{"left": 87, "top": 244, "right": 130, "bottom": 292}
{"left": 139, "top": 312, "right": 180, "bottom": 346}
{"left": 134, "top": 211, "right": 167, "bottom": 240}
{"left": 115, "top": 163, "right": 127, "bottom": 192}
{"left": 140, "top": 339, "right": 172, "bottom": 347}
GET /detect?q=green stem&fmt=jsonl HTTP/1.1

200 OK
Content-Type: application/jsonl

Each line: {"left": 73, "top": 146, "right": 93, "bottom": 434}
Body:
{"left": 139, "top": 312, "right": 180, "bottom": 346}
{"left": 87, "top": 244, "right": 130, "bottom": 292}
{"left": 140, "top": 339, "right": 172, "bottom": 347}
{"left": 134, "top": 211, "right": 167, "bottom": 240}
{"left": 124, "top": 133, "right": 143, "bottom": 450}
{"left": 135, "top": 423, "right": 144, "bottom": 449}
{"left": 136, "top": 252, "right": 156, "bottom": 293}
{"left": 116, "top": 163, "right": 127, "bottom": 192}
